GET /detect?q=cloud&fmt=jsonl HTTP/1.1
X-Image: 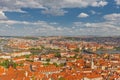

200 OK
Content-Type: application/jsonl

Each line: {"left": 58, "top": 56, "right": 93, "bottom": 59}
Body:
{"left": 104, "top": 13, "right": 120, "bottom": 21}
{"left": 41, "top": 8, "right": 68, "bottom": 16}
{"left": 115, "top": 0, "right": 120, "bottom": 5}
{"left": 0, "top": 20, "right": 73, "bottom": 36}
{"left": 0, "top": 13, "right": 120, "bottom": 36}
{"left": 91, "top": 10, "right": 96, "bottom": 14}
{"left": 0, "top": 0, "right": 108, "bottom": 16}
{"left": 0, "top": 0, "right": 44, "bottom": 12}
{"left": 62, "top": 0, "right": 108, "bottom": 8}
{"left": 0, "top": 11, "right": 7, "bottom": 19}
{"left": 40, "top": 0, "right": 108, "bottom": 16}
{"left": 78, "top": 13, "right": 89, "bottom": 18}
{"left": 92, "top": 1, "right": 108, "bottom": 7}
{"left": 73, "top": 13, "right": 120, "bottom": 36}
{"left": 73, "top": 22, "right": 120, "bottom": 36}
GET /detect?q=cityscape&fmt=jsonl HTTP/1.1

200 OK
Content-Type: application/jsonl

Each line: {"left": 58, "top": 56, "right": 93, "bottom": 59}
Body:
{"left": 0, "top": 0, "right": 120, "bottom": 80}
{"left": 0, "top": 36, "right": 120, "bottom": 80}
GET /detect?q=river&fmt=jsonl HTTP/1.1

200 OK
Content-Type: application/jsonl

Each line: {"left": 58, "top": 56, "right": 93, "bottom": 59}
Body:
{"left": 96, "top": 50, "right": 120, "bottom": 54}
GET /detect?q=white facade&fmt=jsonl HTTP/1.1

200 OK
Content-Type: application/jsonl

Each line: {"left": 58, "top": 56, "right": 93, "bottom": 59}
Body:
{"left": 84, "top": 77, "right": 102, "bottom": 80}
{"left": 11, "top": 52, "right": 31, "bottom": 57}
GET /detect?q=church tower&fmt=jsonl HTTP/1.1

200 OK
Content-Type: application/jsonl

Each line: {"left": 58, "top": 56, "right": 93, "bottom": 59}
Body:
{"left": 91, "top": 57, "right": 94, "bottom": 69}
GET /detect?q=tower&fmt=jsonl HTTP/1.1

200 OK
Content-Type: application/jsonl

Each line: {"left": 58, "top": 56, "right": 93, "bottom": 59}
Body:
{"left": 91, "top": 57, "right": 94, "bottom": 69}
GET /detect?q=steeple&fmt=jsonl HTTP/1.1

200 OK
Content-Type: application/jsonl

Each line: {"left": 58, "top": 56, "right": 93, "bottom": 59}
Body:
{"left": 91, "top": 57, "right": 94, "bottom": 69}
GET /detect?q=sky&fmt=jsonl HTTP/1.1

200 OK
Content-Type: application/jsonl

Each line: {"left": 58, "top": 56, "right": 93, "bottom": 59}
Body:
{"left": 0, "top": 0, "right": 120, "bottom": 36}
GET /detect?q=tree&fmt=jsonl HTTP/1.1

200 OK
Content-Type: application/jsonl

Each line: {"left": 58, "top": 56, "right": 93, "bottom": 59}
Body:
{"left": 59, "top": 77, "right": 65, "bottom": 80}
{"left": 53, "top": 62, "right": 58, "bottom": 67}
{"left": 73, "top": 48, "right": 80, "bottom": 52}
{"left": 25, "top": 55, "right": 30, "bottom": 58}
{"left": 59, "top": 63, "right": 66, "bottom": 67}
{"left": 0, "top": 60, "right": 9, "bottom": 68}
{"left": 0, "top": 60, "right": 18, "bottom": 68}
{"left": 46, "top": 59, "right": 50, "bottom": 62}
{"left": 55, "top": 52, "right": 61, "bottom": 58}
{"left": 73, "top": 54, "right": 78, "bottom": 58}
{"left": 114, "top": 46, "right": 120, "bottom": 51}
{"left": 29, "top": 48, "right": 41, "bottom": 55}
{"left": 43, "top": 62, "right": 50, "bottom": 66}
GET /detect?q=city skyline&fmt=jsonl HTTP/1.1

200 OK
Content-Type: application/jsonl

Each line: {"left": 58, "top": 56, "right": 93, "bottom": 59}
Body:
{"left": 0, "top": 0, "right": 120, "bottom": 36}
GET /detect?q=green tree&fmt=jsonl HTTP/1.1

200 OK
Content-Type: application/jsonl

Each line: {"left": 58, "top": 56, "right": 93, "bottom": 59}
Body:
{"left": 0, "top": 60, "right": 18, "bottom": 68}
{"left": 59, "top": 77, "right": 65, "bottom": 80}
{"left": 29, "top": 48, "right": 41, "bottom": 54}
{"left": 73, "top": 48, "right": 79, "bottom": 52}
{"left": 59, "top": 63, "right": 66, "bottom": 67}
{"left": 53, "top": 62, "right": 58, "bottom": 67}
{"left": 0, "top": 60, "right": 9, "bottom": 68}
{"left": 46, "top": 59, "right": 50, "bottom": 62}
{"left": 25, "top": 55, "right": 30, "bottom": 58}
{"left": 73, "top": 54, "right": 78, "bottom": 58}
{"left": 114, "top": 47, "right": 120, "bottom": 51}
{"left": 55, "top": 52, "right": 61, "bottom": 58}
{"left": 43, "top": 62, "right": 50, "bottom": 66}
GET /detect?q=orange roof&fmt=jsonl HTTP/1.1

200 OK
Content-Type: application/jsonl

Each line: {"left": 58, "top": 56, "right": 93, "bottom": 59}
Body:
{"left": 0, "top": 66, "right": 5, "bottom": 75}
{"left": 24, "top": 77, "right": 30, "bottom": 80}
{"left": 85, "top": 73, "right": 102, "bottom": 79}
